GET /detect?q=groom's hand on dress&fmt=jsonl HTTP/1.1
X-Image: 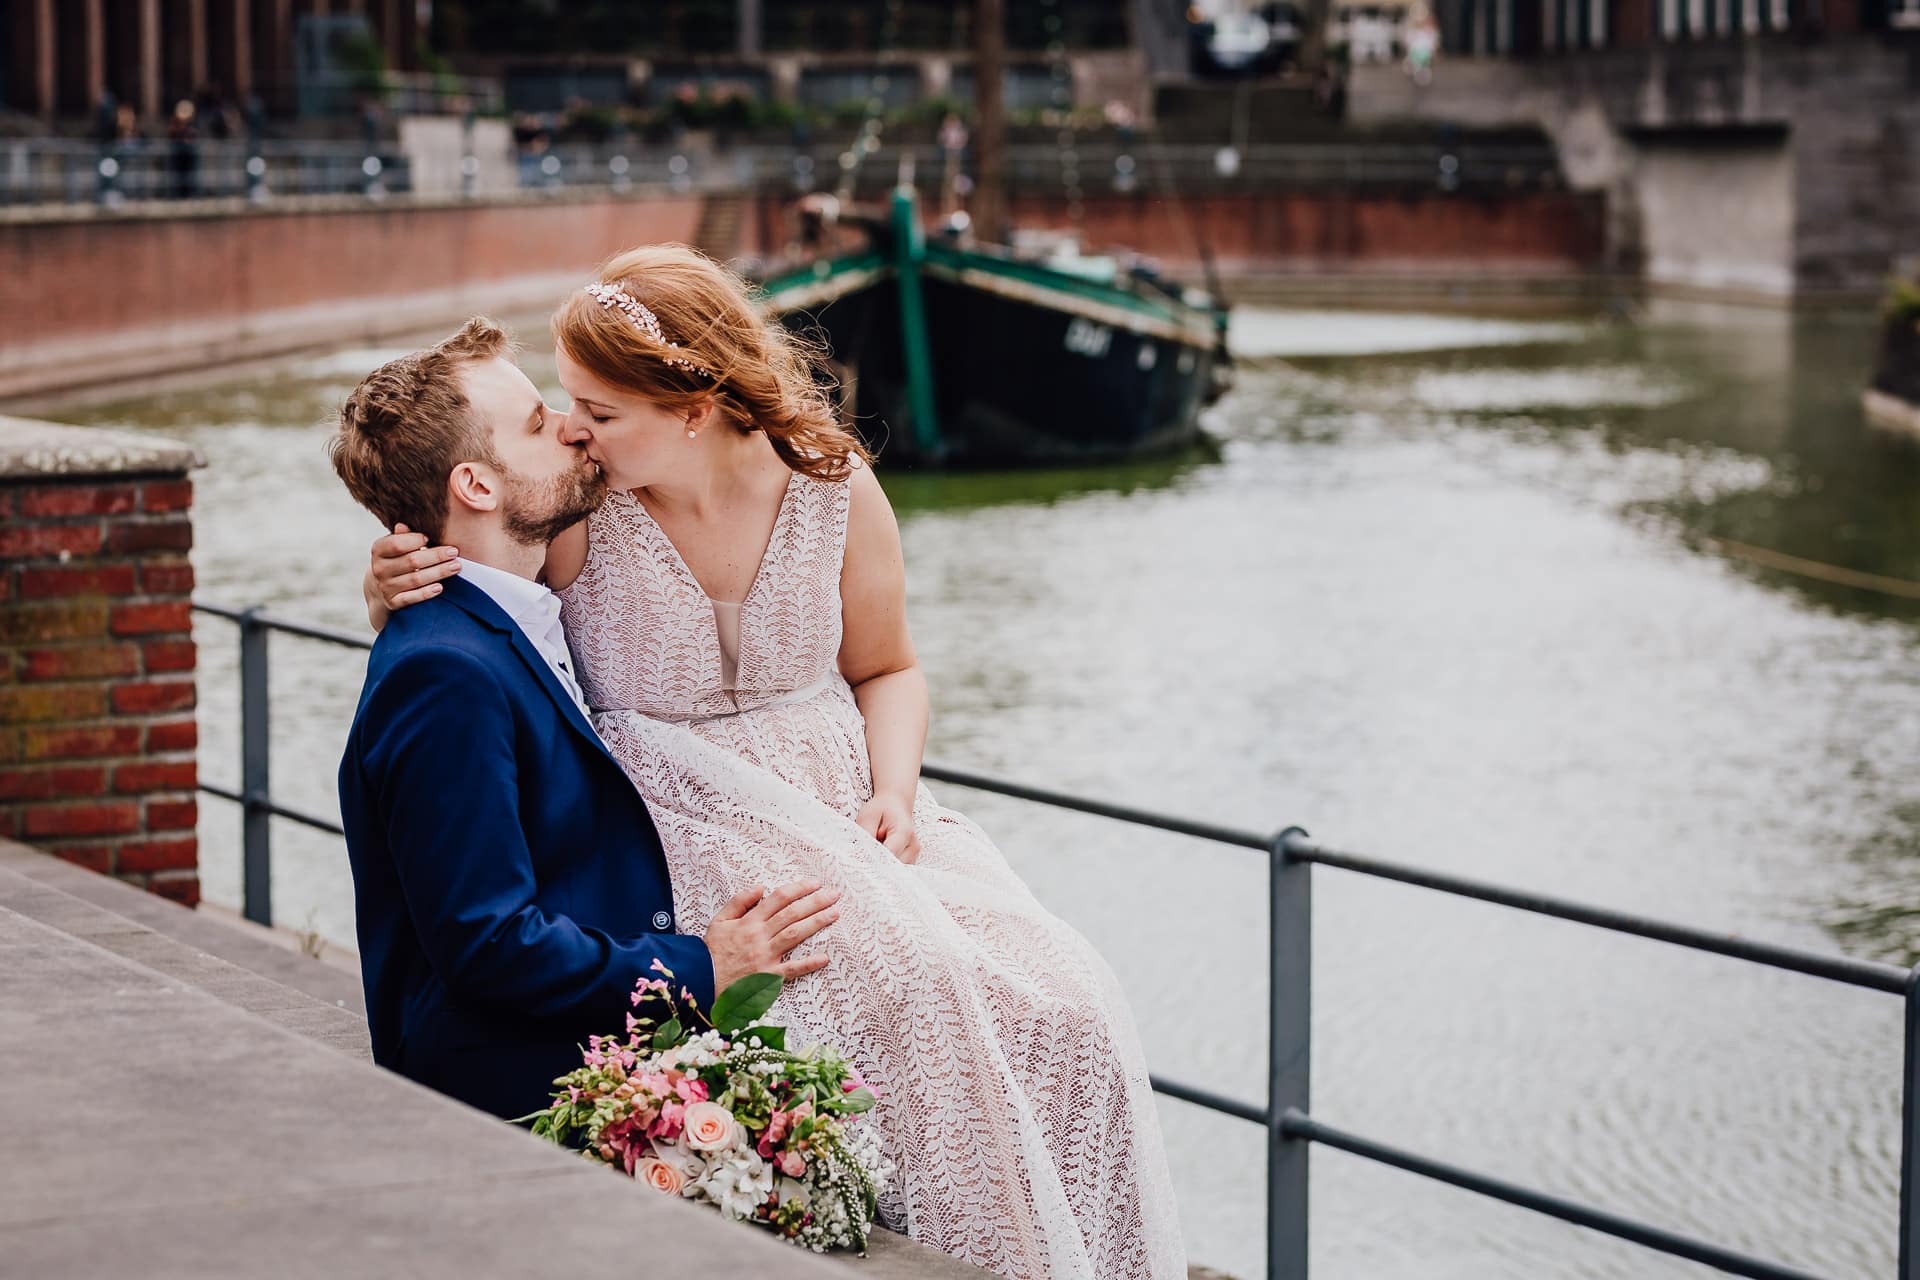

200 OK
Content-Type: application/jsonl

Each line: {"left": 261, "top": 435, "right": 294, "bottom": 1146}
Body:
{"left": 702, "top": 880, "right": 842, "bottom": 992}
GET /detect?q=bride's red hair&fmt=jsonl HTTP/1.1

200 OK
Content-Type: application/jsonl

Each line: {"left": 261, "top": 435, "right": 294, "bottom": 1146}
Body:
{"left": 552, "top": 244, "right": 869, "bottom": 481}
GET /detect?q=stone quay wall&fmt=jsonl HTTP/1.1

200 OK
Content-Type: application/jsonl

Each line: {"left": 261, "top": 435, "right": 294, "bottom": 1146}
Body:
{"left": 0, "top": 417, "right": 203, "bottom": 905}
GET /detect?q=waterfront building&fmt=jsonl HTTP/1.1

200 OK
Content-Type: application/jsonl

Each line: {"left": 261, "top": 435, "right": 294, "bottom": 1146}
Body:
{"left": 3, "top": 0, "right": 429, "bottom": 123}
{"left": 1346, "top": 0, "right": 1920, "bottom": 302}
{"left": 434, "top": 0, "right": 1176, "bottom": 125}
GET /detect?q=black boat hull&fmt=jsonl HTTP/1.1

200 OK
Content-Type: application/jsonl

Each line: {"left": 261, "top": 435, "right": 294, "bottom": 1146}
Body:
{"left": 781, "top": 276, "right": 1223, "bottom": 469}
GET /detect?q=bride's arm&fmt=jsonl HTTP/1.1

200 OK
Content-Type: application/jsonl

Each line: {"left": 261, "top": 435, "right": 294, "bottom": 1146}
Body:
{"left": 837, "top": 464, "right": 928, "bottom": 863}
{"left": 363, "top": 520, "right": 589, "bottom": 631}
{"left": 541, "top": 520, "right": 589, "bottom": 592}
{"left": 364, "top": 524, "right": 459, "bottom": 632}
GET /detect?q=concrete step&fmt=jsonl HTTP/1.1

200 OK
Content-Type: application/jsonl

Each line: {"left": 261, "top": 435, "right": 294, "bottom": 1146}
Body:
{"left": 0, "top": 890, "right": 854, "bottom": 1279}
{"left": 0, "top": 840, "right": 365, "bottom": 1015}
{"left": 0, "top": 839, "right": 997, "bottom": 1278}
{"left": 0, "top": 852, "right": 371, "bottom": 1061}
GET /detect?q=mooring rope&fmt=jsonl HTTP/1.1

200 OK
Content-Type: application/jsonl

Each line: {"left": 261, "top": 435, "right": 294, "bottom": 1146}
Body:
{"left": 1708, "top": 536, "right": 1920, "bottom": 600}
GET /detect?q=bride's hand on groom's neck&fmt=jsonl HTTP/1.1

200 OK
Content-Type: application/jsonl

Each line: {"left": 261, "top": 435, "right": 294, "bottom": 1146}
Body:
{"left": 366, "top": 523, "right": 463, "bottom": 631}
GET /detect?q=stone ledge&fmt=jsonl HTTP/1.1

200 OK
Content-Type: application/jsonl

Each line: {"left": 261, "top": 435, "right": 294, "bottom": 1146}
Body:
{"left": 0, "top": 841, "right": 365, "bottom": 1014}
{"left": 0, "top": 413, "right": 203, "bottom": 480}
{"left": 0, "top": 902, "right": 853, "bottom": 1278}
{"left": 0, "top": 840, "right": 1000, "bottom": 1277}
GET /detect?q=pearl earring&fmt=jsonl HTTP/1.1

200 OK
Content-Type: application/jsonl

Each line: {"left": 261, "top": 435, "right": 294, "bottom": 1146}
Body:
{"left": 686, "top": 428, "right": 698, "bottom": 440}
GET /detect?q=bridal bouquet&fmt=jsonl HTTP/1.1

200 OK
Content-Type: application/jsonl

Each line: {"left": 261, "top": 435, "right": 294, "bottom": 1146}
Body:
{"left": 521, "top": 963, "right": 890, "bottom": 1253}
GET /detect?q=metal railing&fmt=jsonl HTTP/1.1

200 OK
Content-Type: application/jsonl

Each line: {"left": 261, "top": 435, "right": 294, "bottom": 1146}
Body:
{"left": 0, "top": 139, "right": 413, "bottom": 206}
{"left": 192, "top": 597, "right": 1920, "bottom": 1280}
{"left": 0, "top": 135, "right": 1561, "bottom": 208}
{"left": 511, "top": 140, "right": 1565, "bottom": 197}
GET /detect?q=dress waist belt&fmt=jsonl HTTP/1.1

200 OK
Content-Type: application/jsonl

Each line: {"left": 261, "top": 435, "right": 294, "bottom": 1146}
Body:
{"left": 599, "top": 671, "right": 840, "bottom": 725}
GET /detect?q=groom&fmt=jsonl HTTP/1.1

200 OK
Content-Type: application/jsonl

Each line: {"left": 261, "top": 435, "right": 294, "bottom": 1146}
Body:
{"left": 328, "top": 318, "right": 840, "bottom": 1120}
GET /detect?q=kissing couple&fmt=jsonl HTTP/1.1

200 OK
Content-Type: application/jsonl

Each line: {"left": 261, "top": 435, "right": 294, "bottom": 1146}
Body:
{"left": 329, "top": 244, "right": 1185, "bottom": 1279}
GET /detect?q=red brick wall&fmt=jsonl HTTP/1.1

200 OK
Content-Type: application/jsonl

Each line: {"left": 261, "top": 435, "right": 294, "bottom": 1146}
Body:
{"left": 0, "top": 196, "right": 706, "bottom": 350}
{"left": 1006, "top": 189, "right": 1609, "bottom": 271}
{"left": 1, "top": 473, "right": 199, "bottom": 905}
{"left": 749, "top": 187, "right": 1608, "bottom": 274}
{"left": 0, "top": 193, "right": 708, "bottom": 400}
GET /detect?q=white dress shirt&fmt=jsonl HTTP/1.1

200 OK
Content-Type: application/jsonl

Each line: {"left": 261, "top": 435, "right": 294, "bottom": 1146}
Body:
{"left": 457, "top": 559, "right": 591, "bottom": 720}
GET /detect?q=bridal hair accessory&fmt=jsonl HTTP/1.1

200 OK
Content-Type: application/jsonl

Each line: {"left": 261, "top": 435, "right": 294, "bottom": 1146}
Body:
{"left": 584, "top": 282, "right": 716, "bottom": 380}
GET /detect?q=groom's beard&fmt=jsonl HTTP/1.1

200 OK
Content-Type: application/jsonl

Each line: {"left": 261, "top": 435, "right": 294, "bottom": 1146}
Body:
{"left": 502, "top": 455, "right": 607, "bottom": 546}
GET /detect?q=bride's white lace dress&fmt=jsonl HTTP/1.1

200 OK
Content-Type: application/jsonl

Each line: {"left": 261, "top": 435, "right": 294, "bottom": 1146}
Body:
{"left": 559, "top": 466, "right": 1186, "bottom": 1280}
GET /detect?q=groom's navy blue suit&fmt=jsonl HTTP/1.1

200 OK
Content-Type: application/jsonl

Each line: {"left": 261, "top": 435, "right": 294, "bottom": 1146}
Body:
{"left": 338, "top": 573, "right": 713, "bottom": 1120}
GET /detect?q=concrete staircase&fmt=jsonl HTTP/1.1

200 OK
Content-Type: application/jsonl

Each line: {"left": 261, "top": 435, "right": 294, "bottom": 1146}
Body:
{"left": 693, "top": 194, "right": 748, "bottom": 261}
{"left": 0, "top": 838, "right": 986, "bottom": 1278}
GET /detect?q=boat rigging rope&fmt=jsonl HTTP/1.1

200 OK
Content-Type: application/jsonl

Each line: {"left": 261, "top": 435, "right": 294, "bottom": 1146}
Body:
{"left": 1141, "top": 112, "right": 1228, "bottom": 308}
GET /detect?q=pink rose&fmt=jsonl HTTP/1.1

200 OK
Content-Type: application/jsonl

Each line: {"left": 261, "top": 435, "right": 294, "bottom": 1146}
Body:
{"left": 778, "top": 1150, "right": 807, "bottom": 1178}
{"left": 682, "top": 1100, "right": 741, "bottom": 1152}
{"left": 637, "top": 1157, "right": 686, "bottom": 1196}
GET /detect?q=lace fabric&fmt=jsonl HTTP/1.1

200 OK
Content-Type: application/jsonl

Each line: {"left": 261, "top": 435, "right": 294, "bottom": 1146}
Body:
{"left": 558, "top": 472, "right": 1186, "bottom": 1280}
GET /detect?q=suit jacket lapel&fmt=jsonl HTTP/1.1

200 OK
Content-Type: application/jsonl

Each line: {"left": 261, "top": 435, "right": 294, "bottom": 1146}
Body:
{"left": 439, "top": 576, "right": 617, "bottom": 767}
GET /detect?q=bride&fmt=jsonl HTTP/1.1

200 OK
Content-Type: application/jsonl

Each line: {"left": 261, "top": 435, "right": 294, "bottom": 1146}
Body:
{"left": 368, "top": 244, "right": 1185, "bottom": 1280}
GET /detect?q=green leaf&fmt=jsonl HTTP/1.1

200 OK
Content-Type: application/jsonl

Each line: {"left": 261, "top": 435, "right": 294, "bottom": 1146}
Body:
{"left": 737, "top": 1024, "right": 786, "bottom": 1051}
{"left": 839, "top": 1087, "right": 876, "bottom": 1114}
{"left": 710, "top": 972, "right": 782, "bottom": 1035}
{"left": 651, "top": 1017, "right": 684, "bottom": 1052}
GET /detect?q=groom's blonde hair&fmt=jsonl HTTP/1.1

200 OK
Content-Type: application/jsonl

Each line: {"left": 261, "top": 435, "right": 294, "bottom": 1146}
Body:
{"left": 329, "top": 317, "right": 511, "bottom": 541}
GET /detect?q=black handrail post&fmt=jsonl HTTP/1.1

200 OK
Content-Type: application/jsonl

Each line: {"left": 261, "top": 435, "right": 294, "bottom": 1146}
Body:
{"left": 1270, "top": 826, "right": 1313, "bottom": 1279}
{"left": 239, "top": 607, "right": 272, "bottom": 926}
{"left": 1901, "top": 964, "right": 1920, "bottom": 1280}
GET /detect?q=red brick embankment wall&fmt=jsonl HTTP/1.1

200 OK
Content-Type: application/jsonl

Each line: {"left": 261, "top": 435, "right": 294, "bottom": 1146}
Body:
{"left": 0, "top": 186, "right": 1605, "bottom": 403}
{"left": 1020, "top": 190, "right": 1608, "bottom": 274}
{"left": 745, "top": 188, "right": 1607, "bottom": 276}
{"left": 1, "top": 425, "right": 203, "bottom": 905}
{"left": 0, "top": 194, "right": 706, "bottom": 403}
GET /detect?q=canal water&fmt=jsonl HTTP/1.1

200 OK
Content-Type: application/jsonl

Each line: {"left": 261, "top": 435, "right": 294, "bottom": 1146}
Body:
{"left": 47, "top": 300, "right": 1920, "bottom": 1279}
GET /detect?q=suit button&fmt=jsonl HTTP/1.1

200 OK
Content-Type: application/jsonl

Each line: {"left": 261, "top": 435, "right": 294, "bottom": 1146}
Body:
{"left": 653, "top": 911, "right": 672, "bottom": 929}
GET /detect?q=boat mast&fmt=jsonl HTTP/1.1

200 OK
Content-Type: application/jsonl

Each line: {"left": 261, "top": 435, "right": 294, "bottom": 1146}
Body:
{"left": 973, "top": 0, "right": 1008, "bottom": 245}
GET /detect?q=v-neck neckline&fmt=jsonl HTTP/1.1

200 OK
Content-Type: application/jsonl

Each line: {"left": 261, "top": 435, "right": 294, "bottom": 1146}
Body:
{"left": 626, "top": 468, "right": 801, "bottom": 610}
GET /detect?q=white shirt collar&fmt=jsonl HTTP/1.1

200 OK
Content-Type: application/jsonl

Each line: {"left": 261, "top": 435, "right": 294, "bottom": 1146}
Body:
{"left": 457, "top": 559, "right": 559, "bottom": 632}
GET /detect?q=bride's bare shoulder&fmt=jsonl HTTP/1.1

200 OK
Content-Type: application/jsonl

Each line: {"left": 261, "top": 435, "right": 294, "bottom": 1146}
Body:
{"left": 842, "top": 454, "right": 888, "bottom": 512}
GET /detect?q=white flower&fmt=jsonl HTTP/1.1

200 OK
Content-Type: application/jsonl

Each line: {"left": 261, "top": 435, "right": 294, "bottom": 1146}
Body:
{"left": 651, "top": 1138, "right": 706, "bottom": 1185}
{"left": 694, "top": 1149, "right": 773, "bottom": 1219}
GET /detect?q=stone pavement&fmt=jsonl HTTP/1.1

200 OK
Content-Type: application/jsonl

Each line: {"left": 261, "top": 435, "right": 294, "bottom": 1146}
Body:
{"left": 0, "top": 838, "right": 989, "bottom": 1279}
